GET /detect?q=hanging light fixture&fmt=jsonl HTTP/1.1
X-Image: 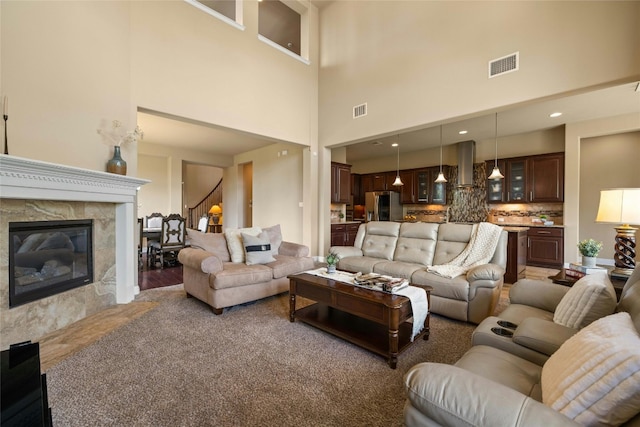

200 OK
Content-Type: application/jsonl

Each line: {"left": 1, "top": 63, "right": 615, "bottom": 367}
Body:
{"left": 435, "top": 125, "right": 447, "bottom": 183}
{"left": 392, "top": 135, "right": 404, "bottom": 186}
{"left": 488, "top": 112, "right": 504, "bottom": 180}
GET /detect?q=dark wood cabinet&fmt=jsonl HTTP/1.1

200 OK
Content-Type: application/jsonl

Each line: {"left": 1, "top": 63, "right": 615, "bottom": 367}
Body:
{"left": 331, "top": 223, "right": 360, "bottom": 246}
{"left": 528, "top": 153, "right": 564, "bottom": 202}
{"left": 351, "top": 173, "right": 363, "bottom": 205}
{"left": 487, "top": 153, "right": 564, "bottom": 204}
{"left": 331, "top": 162, "right": 351, "bottom": 203}
{"left": 527, "top": 227, "right": 564, "bottom": 268}
{"left": 415, "top": 167, "right": 447, "bottom": 205}
{"left": 505, "top": 229, "right": 527, "bottom": 284}
{"left": 399, "top": 170, "right": 415, "bottom": 203}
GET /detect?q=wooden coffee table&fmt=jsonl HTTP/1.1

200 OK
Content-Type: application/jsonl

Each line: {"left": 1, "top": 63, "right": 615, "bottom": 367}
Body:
{"left": 288, "top": 272, "right": 431, "bottom": 369}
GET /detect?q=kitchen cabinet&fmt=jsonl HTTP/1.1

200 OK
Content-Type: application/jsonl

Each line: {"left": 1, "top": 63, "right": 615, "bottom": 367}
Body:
{"left": 415, "top": 167, "right": 447, "bottom": 205}
{"left": 487, "top": 153, "right": 564, "bottom": 204}
{"left": 527, "top": 227, "right": 564, "bottom": 268}
{"left": 331, "top": 162, "right": 351, "bottom": 203}
{"left": 398, "top": 170, "right": 415, "bottom": 203}
{"left": 331, "top": 223, "right": 360, "bottom": 246}
{"left": 360, "top": 171, "right": 397, "bottom": 192}
{"left": 351, "top": 174, "right": 363, "bottom": 205}
{"left": 505, "top": 229, "right": 527, "bottom": 284}
{"left": 528, "top": 153, "right": 564, "bottom": 202}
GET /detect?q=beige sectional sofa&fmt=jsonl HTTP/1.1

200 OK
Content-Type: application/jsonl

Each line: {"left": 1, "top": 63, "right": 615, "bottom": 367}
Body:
{"left": 403, "top": 268, "right": 640, "bottom": 426}
{"left": 178, "top": 225, "right": 314, "bottom": 314}
{"left": 329, "top": 221, "right": 508, "bottom": 324}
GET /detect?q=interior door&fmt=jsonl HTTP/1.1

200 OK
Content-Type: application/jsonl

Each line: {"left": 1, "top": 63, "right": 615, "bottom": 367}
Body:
{"left": 242, "top": 162, "right": 253, "bottom": 227}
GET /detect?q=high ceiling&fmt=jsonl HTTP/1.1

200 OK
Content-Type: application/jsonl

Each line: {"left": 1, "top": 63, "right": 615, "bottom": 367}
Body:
{"left": 138, "top": 81, "right": 640, "bottom": 163}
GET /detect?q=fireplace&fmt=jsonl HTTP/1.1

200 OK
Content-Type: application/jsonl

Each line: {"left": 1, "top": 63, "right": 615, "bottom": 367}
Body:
{"left": 9, "top": 220, "right": 94, "bottom": 308}
{"left": 1, "top": 155, "right": 149, "bottom": 349}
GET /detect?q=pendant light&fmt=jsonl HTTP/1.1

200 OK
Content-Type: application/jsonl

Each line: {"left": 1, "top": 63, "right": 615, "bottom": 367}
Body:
{"left": 435, "top": 125, "right": 447, "bottom": 183}
{"left": 392, "top": 135, "right": 404, "bottom": 186}
{"left": 488, "top": 112, "right": 504, "bottom": 180}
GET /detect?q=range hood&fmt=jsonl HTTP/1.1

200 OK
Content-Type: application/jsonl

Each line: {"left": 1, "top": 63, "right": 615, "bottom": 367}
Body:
{"left": 456, "top": 140, "right": 476, "bottom": 187}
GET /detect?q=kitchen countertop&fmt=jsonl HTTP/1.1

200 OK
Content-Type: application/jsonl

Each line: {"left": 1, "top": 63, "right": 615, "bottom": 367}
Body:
{"left": 493, "top": 222, "right": 564, "bottom": 229}
{"left": 331, "top": 220, "right": 363, "bottom": 225}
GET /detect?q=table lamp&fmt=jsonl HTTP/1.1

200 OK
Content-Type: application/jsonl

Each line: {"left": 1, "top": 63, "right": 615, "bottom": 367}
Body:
{"left": 209, "top": 204, "right": 222, "bottom": 225}
{"left": 595, "top": 188, "right": 640, "bottom": 276}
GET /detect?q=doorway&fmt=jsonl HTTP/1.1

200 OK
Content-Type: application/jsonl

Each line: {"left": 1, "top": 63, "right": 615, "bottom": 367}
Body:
{"left": 241, "top": 162, "right": 253, "bottom": 227}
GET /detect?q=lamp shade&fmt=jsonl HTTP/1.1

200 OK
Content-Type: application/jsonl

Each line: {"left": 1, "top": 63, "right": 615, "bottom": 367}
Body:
{"left": 209, "top": 204, "right": 222, "bottom": 215}
{"left": 595, "top": 188, "right": 640, "bottom": 225}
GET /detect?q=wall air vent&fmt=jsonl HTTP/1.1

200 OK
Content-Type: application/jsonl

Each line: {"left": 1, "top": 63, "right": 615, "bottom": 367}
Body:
{"left": 489, "top": 52, "right": 519, "bottom": 78}
{"left": 353, "top": 103, "right": 367, "bottom": 119}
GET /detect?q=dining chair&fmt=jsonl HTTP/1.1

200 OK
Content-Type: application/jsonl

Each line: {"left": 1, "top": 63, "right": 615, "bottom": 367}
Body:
{"left": 145, "top": 212, "right": 164, "bottom": 256}
{"left": 148, "top": 214, "right": 186, "bottom": 269}
{"left": 137, "top": 217, "right": 143, "bottom": 269}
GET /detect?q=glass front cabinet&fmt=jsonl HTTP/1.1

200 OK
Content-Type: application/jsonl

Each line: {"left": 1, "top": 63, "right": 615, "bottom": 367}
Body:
{"left": 416, "top": 167, "right": 447, "bottom": 205}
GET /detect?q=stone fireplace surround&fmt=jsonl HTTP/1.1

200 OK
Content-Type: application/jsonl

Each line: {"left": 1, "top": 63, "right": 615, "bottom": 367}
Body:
{"left": 0, "top": 155, "right": 148, "bottom": 349}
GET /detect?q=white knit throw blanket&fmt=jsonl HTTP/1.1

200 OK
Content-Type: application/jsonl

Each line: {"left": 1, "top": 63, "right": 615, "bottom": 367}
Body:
{"left": 427, "top": 222, "right": 503, "bottom": 279}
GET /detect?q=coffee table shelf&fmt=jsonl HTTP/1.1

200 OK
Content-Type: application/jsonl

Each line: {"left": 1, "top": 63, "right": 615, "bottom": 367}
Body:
{"left": 294, "top": 303, "right": 424, "bottom": 358}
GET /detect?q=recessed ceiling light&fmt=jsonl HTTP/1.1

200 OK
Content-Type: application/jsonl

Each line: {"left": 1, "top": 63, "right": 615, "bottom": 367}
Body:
{"left": 550, "top": 112, "right": 562, "bottom": 118}
{"left": 458, "top": 130, "right": 468, "bottom": 135}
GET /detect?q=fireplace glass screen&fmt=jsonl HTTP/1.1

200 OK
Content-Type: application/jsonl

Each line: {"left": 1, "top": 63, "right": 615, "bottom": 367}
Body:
{"left": 9, "top": 220, "right": 94, "bottom": 308}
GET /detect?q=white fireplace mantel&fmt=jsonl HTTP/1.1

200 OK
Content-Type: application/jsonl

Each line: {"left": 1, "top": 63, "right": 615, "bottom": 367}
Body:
{"left": 0, "top": 154, "right": 150, "bottom": 303}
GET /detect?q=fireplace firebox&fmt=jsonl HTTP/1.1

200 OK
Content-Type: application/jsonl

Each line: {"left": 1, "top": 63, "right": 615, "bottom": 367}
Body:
{"left": 9, "top": 220, "right": 94, "bottom": 308}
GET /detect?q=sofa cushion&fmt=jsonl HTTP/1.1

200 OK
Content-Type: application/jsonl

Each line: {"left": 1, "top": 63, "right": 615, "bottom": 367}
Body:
{"left": 553, "top": 272, "right": 617, "bottom": 329}
{"left": 432, "top": 223, "right": 473, "bottom": 265}
{"left": 359, "top": 222, "right": 400, "bottom": 260}
{"left": 455, "top": 345, "right": 543, "bottom": 399}
{"left": 410, "top": 270, "right": 470, "bottom": 301}
{"left": 224, "top": 227, "right": 262, "bottom": 263}
{"left": 262, "top": 224, "right": 283, "bottom": 256}
{"left": 337, "top": 256, "right": 385, "bottom": 275}
{"left": 211, "top": 262, "right": 273, "bottom": 289}
{"left": 541, "top": 312, "right": 640, "bottom": 426}
{"left": 372, "top": 261, "right": 424, "bottom": 280}
{"left": 186, "top": 229, "right": 231, "bottom": 262}
{"left": 268, "top": 255, "right": 315, "bottom": 279}
{"left": 394, "top": 222, "right": 438, "bottom": 266}
{"left": 242, "top": 231, "right": 276, "bottom": 265}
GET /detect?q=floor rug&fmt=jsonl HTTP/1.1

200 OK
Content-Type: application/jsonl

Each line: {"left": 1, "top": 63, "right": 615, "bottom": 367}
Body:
{"left": 47, "top": 285, "right": 477, "bottom": 427}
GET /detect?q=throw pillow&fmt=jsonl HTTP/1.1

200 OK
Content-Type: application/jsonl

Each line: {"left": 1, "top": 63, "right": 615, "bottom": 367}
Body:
{"left": 185, "top": 229, "right": 231, "bottom": 262}
{"left": 242, "top": 231, "right": 276, "bottom": 265}
{"left": 553, "top": 272, "right": 616, "bottom": 329}
{"left": 224, "top": 227, "right": 261, "bottom": 263}
{"left": 262, "top": 224, "right": 283, "bottom": 256}
{"left": 541, "top": 312, "right": 640, "bottom": 426}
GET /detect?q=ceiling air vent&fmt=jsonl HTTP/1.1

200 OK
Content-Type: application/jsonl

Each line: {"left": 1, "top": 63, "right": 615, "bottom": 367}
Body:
{"left": 489, "top": 52, "right": 519, "bottom": 78}
{"left": 353, "top": 103, "right": 367, "bottom": 119}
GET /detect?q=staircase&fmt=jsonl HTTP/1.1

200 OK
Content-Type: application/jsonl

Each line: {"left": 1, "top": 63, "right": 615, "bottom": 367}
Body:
{"left": 187, "top": 179, "right": 222, "bottom": 229}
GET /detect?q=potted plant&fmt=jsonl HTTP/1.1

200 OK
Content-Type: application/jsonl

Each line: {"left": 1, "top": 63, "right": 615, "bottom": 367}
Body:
{"left": 577, "top": 238, "right": 603, "bottom": 267}
{"left": 326, "top": 252, "right": 339, "bottom": 274}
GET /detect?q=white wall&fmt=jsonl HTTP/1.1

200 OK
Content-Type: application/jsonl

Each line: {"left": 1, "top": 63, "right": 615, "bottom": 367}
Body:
{"left": 565, "top": 113, "right": 640, "bottom": 265}
{"left": 1, "top": 1, "right": 134, "bottom": 171}
{"left": 318, "top": 1, "right": 640, "bottom": 147}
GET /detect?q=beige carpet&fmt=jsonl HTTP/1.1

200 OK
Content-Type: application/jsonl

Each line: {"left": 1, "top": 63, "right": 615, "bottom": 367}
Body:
{"left": 47, "top": 285, "right": 488, "bottom": 427}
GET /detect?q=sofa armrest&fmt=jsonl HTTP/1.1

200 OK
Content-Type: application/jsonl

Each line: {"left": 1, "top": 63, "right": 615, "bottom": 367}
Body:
{"left": 278, "top": 241, "right": 310, "bottom": 257}
{"left": 509, "top": 279, "right": 570, "bottom": 312}
{"left": 177, "top": 247, "right": 224, "bottom": 274}
{"left": 467, "top": 263, "right": 505, "bottom": 283}
{"left": 513, "top": 317, "right": 578, "bottom": 356}
{"left": 404, "top": 363, "right": 580, "bottom": 427}
{"left": 329, "top": 246, "right": 363, "bottom": 259}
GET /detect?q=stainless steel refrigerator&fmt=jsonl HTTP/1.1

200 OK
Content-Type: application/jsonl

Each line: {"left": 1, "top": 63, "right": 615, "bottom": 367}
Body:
{"left": 365, "top": 191, "right": 402, "bottom": 221}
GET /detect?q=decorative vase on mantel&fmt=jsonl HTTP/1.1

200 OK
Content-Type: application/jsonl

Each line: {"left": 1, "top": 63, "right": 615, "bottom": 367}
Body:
{"left": 106, "top": 146, "right": 127, "bottom": 175}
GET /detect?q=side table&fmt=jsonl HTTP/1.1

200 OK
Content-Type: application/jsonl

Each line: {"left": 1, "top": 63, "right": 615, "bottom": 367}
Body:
{"left": 549, "top": 268, "right": 627, "bottom": 301}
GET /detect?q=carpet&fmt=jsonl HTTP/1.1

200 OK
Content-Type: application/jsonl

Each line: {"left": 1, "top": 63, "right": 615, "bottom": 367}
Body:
{"left": 47, "top": 285, "right": 484, "bottom": 427}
